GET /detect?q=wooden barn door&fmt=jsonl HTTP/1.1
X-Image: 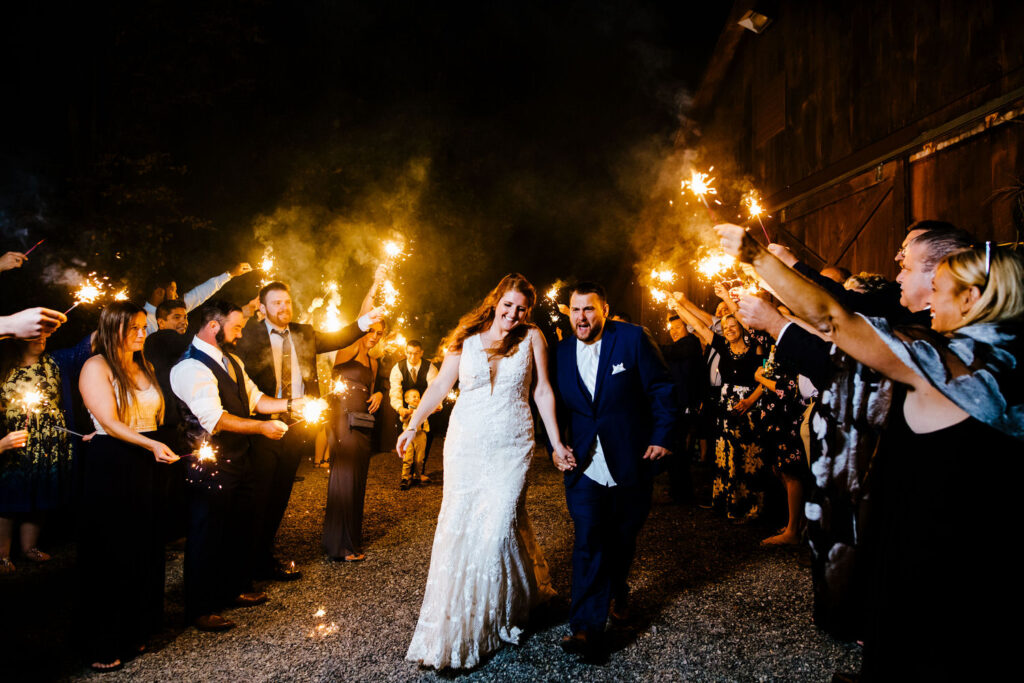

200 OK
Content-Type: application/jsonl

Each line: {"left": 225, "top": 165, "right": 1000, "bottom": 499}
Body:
{"left": 773, "top": 161, "right": 905, "bottom": 280}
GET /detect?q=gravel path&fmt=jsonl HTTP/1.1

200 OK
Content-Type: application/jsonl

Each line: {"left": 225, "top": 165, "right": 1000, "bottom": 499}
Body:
{"left": 4, "top": 443, "right": 861, "bottom": 681}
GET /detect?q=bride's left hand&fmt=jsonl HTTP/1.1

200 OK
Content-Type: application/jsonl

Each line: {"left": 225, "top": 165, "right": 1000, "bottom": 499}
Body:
{"left": 396, "top": 429, "right": 415, "bottom": 457}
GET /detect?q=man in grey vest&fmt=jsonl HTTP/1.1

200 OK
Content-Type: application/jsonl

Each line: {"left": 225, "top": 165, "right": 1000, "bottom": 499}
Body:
{"left": 388, "top": 339, "right": 438, "bottom": 487}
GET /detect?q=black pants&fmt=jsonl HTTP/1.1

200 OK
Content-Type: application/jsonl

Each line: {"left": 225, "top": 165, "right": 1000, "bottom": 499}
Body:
{"left": 249, "top": 429, "right": 310, "bottom": 573}
{"left": 184, "top": 456, "right": 254, "bottom": 620}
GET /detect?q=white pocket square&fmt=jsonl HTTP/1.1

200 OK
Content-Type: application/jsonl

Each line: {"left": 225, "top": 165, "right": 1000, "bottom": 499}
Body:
{"left": 611, "top": 363, "right": 626, "bottom": 375}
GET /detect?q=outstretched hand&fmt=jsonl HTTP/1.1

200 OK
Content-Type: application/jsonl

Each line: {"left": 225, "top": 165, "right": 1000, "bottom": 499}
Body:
{"left": 767, "top": 243, "right": 798, "bottom": 267}
{"left": 395, "top": 429, "right": 415, "bottom": 458}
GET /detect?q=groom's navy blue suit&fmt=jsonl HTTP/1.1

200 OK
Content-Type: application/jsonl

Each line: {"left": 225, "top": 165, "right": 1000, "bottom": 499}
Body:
{"left": 553, "top": 320, "right": 677, "bottom": 635}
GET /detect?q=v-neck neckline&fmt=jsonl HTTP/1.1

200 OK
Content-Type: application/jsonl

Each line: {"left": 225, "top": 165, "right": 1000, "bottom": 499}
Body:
{"left": 479, "top": 332, "right": 503, "bottom": 394}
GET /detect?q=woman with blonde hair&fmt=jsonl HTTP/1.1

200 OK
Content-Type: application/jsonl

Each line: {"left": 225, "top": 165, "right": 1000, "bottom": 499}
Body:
{"left": 717, "top": 225, "right": 1023, "bottom": 681}
{"left": 77, "top": 302, "right": 179, "bottom": 672}
{"left": 398, "top": 273, "right": 572, "bottom": 669}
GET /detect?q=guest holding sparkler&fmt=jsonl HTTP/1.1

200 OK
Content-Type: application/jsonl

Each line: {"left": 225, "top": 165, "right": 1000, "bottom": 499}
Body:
{"left": 142, "top": 262, "right": 252, "bottom": 333}
{"left": 76, "top": 302, "right": 178, "bottom": 672}
{"left": 0, "top": 251, "right": 28, "bottom": 272}
{"left": 0, "top": 307, "right": 66, "bottom": 340}
{"left": 718, "top": 222, "right": 1024, "bottom": 681}
{"left": 0, "top": 337, "right": 72, "bottom": 574}
{"left": 170, "top": 300, "right": 305, "bottom": 632}
{"left": 323, "top": 274, "right": 389, "bottom": 561}
{"left": 670, "top": 295, "right": 766, "bottom": 521}
{"left": 234, "top": 278, "right": 383, "bottom": 581}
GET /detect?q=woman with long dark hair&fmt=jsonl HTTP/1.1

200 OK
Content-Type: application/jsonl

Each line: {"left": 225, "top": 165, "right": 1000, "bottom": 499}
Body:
{"left": 398, "top": 273, "right": 571, "bottom": 669}
{"left": 77, "top": 302, "right": 178, "bottom": 672}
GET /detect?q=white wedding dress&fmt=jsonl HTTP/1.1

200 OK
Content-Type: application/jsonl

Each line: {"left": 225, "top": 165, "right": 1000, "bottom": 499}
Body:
{"left": 406, "top": 332, "right": 556, "bottom": 669}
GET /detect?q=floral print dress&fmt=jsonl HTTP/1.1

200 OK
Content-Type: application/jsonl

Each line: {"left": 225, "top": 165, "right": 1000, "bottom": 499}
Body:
{"left": 0, "top": 356, "right": 71, "bottom": 514}
{"left": 710, "top": 334, "right": 766, "bottom": 521}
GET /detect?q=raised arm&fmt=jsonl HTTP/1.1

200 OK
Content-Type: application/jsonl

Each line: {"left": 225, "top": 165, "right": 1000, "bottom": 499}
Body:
{"left": 395, "top": 349, "right": 460, "bottom": 455}
{"left": 670, "top": 293, "right": 714, "bottom": 346}
{"left": 528, "top": 328, "right": 575, "bottom": 471}
{"left": 716, "top": 224, "right": 920, "bottom": 387}
{"left": 359, "top": 264, "right": 387, "bottom": 318}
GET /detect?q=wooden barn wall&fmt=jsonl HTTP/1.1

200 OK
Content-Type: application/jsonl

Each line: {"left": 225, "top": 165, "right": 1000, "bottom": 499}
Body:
{"left": 697, "top": 0, "right": 1024, "bottom": 275}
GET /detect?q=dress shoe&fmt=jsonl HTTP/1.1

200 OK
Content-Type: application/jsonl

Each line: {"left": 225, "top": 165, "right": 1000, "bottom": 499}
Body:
{"left": 194, "top": 614, "right": 236, "bottom": 632}
{"left": 264, "top": 561, "right": 302, "bottom": 581}
{"left": 609, "top": 599, "right": 631, "bottom": 625}
{"left": 400, "top": 478, "right": 411, "bottom": 490}
{"left": 233, "top": 591, "right": 269, "bottom": 607}
{"left": 559, "top": 632, "right": 607, "bottom": 664}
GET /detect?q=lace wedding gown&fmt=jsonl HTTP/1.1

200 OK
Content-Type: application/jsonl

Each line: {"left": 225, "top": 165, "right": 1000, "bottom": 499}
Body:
{"left": 406, "top": 332, "right": 556, "bottom": 669}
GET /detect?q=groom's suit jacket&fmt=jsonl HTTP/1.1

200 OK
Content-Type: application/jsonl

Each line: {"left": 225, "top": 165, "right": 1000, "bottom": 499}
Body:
{"left": 553, "top": 320, "right": 677, "bottom": 488}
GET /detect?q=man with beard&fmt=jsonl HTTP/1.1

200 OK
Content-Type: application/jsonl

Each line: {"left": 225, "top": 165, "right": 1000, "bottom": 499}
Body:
{"left": 170, "top": 300, "right": 305, "bottom": 631}
{"left": 234, "top": 281, "right": 382, "bottom": 582}
{"left": 551, "top": 282, "right": 676, "bottom": 663}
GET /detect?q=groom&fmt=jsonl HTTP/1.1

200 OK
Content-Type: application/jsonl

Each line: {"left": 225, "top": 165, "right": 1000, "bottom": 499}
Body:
{"left": 552, "top": 281, "right": 677, "bottom": 662}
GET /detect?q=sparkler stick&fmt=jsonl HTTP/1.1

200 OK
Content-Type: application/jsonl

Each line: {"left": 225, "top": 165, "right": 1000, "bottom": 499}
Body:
{"left": 54, "top": 425, "right": 88, "bottom": 438}
{"left": 24, "top": 239, "right": 45, "bottom": 256}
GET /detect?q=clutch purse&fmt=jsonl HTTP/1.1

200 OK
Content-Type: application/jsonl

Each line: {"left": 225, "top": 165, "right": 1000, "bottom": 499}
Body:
{"left": 347, "top": 411, "right": 376, "bottom": 430}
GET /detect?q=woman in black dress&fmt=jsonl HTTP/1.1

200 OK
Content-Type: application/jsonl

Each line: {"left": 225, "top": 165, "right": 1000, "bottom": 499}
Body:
{"left": 77, "top": 302, "right": 179, "bottom": 672}
{"left": 322, "top": 321, "right": 386, "bottom": 561}
{"left": 718, "top": 225, "right": 1024, "bottom": 680}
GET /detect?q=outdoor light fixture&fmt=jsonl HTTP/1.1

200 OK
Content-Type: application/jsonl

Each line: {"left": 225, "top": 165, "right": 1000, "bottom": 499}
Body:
{"left": 738, "top": 9, "right": 772, "bottom": 34}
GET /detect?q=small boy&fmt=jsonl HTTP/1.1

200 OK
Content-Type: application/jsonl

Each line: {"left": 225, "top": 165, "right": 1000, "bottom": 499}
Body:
{"left": 400, "top": 388, "right": 429, "bottom": 490}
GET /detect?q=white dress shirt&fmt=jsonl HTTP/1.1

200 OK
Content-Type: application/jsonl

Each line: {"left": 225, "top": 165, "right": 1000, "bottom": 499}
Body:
{"left": 577, "top": 338, "right": 616, "bottom": 487}
{"left": 389, "top": 360, "right": 439, "bottom": 412}
{"left": 170, "top": 336, "right": 264, "bottom": 434}
{"left": 144, "top": 272, "right": 232, "bottom": 333}
{"left": 265, "top": 320, "right": 304, "bottom": 398}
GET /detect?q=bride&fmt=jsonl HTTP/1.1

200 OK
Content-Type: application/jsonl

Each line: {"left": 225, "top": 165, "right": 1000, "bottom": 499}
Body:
{"left": 395, "top": 273, "right": 574, "bottom": 669}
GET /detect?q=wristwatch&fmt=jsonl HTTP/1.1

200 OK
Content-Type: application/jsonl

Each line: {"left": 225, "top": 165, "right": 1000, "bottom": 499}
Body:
{"left": 287, "top": 398, "right": 293, "bottom": 413}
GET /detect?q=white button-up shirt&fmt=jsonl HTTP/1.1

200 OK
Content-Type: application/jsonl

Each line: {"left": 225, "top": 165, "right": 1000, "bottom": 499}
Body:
{"left": 577, "top": 338, "right": 616, "bottom": 487}
{"left": 389, "top": 360, "right": 439, "bottom": 412}
{"left": 170, "top": 336, "right": 264, "bottom": 434}
{"left": 265, "top": 320, "right": 304, "bottom": 398}
{"left": 144, "top": 272, "right": 232, "bottom": 333}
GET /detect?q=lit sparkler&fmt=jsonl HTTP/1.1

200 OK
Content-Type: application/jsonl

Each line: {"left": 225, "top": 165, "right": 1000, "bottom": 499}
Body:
{"left": 649, "top": 287, "right": 668, "bottom": 305}
{"left": 380, "top": 279, "right": 400, "bottom": 312}
{"left": 196, "top": 441, "right": 218, "bottom": 464}
{"left": 259, "top": 245, "right": 275, "bottom": 275}
{"left": 113, "top": 288, "right": 129, "bottom": 301}
{"left": 293, "top": 397, "right": 329, "bottom": 427}
{"left": 681, "top": 167, "right": 718, "bottom": 220}
{"left": 742, "top": 189, "right": 772, "bottom": 242}
{"left": 383, "top": 240, "right": 403, "bottom": 260}
{"left": 63, "top": 276, "right": 107, "bottom": 315}
{"left": 445, "top": 389, "right": 459, "bottom": 403}
{"left": 695, "top": 251, "right": 738, "bottom": 282}
{"left": 330, "top": 378, "right": 350, "bottom": 396}
{"left": 20, "top": 388, "right": 46, "bottom": 431}
{"left": 650, "top": 268, "right": 676, "bottom": 285}
{"left": 24, "top": 238, "right": 45, "bottom": 256}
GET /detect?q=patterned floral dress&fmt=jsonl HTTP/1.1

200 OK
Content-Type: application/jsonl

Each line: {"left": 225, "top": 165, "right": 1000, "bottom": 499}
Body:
{"left": 0, "top": 356, "right": 71, "bottom": 515}
{"left": 752, "top": 341, "right": 808, "bottom": 477}
{"left": 710, "top": 334, "right": 766, "bottom": 521}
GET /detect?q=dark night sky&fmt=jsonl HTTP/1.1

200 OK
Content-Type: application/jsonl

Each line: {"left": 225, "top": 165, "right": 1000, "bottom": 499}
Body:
{"left": 1, "top": 0, "right": 730, "bottom": 345}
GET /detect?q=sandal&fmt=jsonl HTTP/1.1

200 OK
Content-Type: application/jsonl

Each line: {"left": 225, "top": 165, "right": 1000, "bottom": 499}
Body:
{"left": 0, "top": 557, "right": 14, "bottom": 574}
{"left": 24, "top": 547, "right": 51, "bottom": 562}
{"left": 90, "top": 660, "right": 123, "bottom": 673}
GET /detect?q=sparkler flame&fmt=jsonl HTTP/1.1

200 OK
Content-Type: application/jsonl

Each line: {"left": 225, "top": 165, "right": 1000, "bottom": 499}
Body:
{"left": 330, "top": 378, "right": 349, "bottom": 396}
{"left": 196, "top": 441, "right": 218, "bottom": 463}
{"left": 313, "top": 607, "right": 326, "bottom": 618}
{"left": 650, "top": 268, "right": 675, "bottom": 284}
{"left": 446, "top": 389, "right": 459, "bottom": 403}
{"left": 299, "top": 398, "right": 329, "bottom": 426}
{"left": 113, "top": 289, "right": 129, "bottom": 301}
{"left": 649, "top": 288, "right": 668, "bottom": 304}
{"left": 259, "top": 245, "right": 275, "bottom": 275}
{"left": 383, "top": 240, "right": 403, "bottom": 259}
{"left": 681, "top": 167, "right": 718, "bottom": 201}
{"left": 695, "top": 252, "right": 738, "bottom": 281}
{"left": 21, "top": 388, "right": 46, "bottom": 413}
{"left": 380, "top": 279, "right": 400, "bottom": 310}
{"left": 742, "top": 190, "right": 764, "bottom": 219}
{"left": 72, "top": 277, "right": 106, "bottom": 306}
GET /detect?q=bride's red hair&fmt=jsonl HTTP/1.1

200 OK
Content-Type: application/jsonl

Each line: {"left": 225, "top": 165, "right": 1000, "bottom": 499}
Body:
{"left": 441, "top": 273, "right": 537, "bottom": 358}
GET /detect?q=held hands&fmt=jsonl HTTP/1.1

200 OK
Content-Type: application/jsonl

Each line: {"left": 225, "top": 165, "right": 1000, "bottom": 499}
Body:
{"left": 367, "top": 392, "right": 383, "bottom": 414}
{"left": 230, "top": 262, "right": 253, "bottom": 277}
{"left": 551, "top": 443, "right": 576, "bottom": 472}
{"left": 0, "top": 430, "right": 29, "bottom": 452}
{"left": 151, "top": 441, "right": 180, "bottom": 464}
{"left": 260, "top": 419, "right": 289, "bottom": 440}
{"left": 642, "top": 445, "right": 671, "bottom": 461}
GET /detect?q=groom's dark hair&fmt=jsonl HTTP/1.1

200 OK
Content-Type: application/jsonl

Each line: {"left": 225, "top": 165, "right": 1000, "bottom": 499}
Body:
{"left": 569, "top": 281, "right": 607, "bottom": 302}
